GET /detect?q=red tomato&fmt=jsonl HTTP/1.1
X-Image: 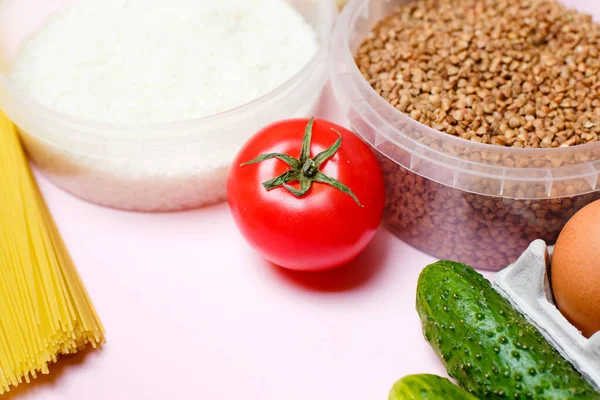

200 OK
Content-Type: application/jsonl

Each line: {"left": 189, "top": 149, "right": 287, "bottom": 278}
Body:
{"left": 227, "top": 118, "right": 385, "bottom": 271}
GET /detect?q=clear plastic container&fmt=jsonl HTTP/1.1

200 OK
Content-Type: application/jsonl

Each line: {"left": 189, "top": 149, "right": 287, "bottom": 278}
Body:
{"left": 330, "top": 0, "right": 600, "bottom": 271}
{"left": 0, "top": 0, "right": 336, "bottom": 212}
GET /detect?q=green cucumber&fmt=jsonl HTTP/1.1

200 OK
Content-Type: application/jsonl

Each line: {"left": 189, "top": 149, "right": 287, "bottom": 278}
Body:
{"left": 389, "top": 374, "right": 477, "bottom": 399}
{"left": 416, "top": 261, "right": 600, "bottom": 399}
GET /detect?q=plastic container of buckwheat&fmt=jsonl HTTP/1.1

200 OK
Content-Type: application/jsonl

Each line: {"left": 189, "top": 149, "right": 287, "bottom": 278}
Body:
{"left": 330, "top": 0, "right": 600, "bottom": 271}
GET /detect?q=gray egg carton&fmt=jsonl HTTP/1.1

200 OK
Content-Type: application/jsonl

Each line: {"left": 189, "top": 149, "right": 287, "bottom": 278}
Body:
{"left": 494, "top": 240, "right": 600, "bottom": 390}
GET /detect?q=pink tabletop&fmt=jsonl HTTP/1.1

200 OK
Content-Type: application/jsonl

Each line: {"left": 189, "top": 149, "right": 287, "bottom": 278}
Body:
{"left": 10, "top": 84, "right": 495, "bottom": 400}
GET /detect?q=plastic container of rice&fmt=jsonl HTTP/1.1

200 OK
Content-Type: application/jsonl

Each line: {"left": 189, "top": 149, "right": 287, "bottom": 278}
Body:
{"left": 330, "top": 0, "right": 600, "bottom": 271}
{"left": 0, "top": 0, "right": 336, "bottom": 212}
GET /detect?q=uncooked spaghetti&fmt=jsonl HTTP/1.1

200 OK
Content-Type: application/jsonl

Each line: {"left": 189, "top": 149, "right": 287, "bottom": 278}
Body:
{"left": 0, "top": 112, "right": 105, "bottom": 394}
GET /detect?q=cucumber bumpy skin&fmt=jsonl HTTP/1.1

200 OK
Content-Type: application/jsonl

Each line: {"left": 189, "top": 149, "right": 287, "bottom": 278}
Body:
{"left": 389, "top": 374, "right": 477, "bottom": 400}
{"left": 416, "top": 261, "right": 600, "bottom": 399}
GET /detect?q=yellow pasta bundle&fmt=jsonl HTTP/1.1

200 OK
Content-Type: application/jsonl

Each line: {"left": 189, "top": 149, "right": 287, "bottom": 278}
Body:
{"left": 0, "top": 112, "right": 105, "bottom": 394}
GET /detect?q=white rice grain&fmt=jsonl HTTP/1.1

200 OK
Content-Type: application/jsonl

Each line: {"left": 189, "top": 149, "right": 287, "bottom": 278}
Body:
{"left": 9, "top": 0, "right": 320, "bottom": 211}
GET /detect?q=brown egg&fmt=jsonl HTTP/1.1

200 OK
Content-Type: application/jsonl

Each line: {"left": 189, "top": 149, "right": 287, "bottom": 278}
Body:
{"left": 552, "top": 200, "right": 600, "bottom": 338}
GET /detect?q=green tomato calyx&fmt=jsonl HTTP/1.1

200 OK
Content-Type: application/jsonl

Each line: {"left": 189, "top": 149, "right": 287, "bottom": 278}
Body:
{"left": 240, "top": 118, "right": 363, "bottom": 207}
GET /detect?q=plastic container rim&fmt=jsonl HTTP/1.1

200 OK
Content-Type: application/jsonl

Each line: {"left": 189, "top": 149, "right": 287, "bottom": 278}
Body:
{"left": 0, "top": 0, "right": 337, "bottom": 145}
{"left": 331, "top": 0, "right": 600, "bottom": 197}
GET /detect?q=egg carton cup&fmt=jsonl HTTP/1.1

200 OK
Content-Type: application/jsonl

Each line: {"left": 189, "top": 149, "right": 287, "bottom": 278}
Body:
{"left": 494, "top": 240, "right": 600, "bottom": 390}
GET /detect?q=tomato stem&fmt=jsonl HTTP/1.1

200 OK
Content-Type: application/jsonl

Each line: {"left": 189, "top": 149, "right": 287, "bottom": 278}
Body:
{"left": 240, "top": 118, "right": 363, "bottom": 207}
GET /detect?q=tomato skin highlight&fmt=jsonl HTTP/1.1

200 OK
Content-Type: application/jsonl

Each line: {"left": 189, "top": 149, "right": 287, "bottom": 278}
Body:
{"left": 227, "top": 118, "right": 385, "bottom": 271}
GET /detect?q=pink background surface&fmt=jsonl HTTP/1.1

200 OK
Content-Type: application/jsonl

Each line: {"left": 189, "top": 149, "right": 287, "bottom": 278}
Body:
{"left": 9, "top": 85, "right": 494, "bottom": 400}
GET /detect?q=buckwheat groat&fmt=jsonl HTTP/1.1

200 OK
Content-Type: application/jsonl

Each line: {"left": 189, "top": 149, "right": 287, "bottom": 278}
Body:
{"left": 356, "top": 0, "right": 600, "bottom": 270}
